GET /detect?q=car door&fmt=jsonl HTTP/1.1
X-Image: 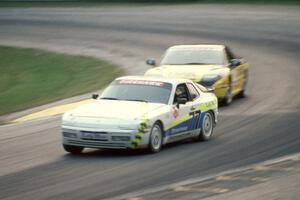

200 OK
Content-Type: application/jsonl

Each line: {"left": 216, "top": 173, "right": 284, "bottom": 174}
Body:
{"left": 169, "top": 83, "right": 201, "bottom": 141}
{"left": 167, "top": 83, "right": 192, "bottom": 141}
{"left": 186, "top": 83, "right": 202, "bottom": 134}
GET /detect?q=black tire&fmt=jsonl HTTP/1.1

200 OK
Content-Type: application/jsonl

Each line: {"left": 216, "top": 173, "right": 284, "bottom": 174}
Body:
{"left": 148, "top": 122, "right": 163, "bottom": 153}
{"left": 198, "top": 112, "right": 214, "bottom": 141}
{"left": 222, "top": 80, "right": 233, "bottom": 106}
{"left": 238, "top": 70, "right": 248, "bottom": 98}
{"left": 63, "top": 144, "right": 84, "bottom": 154}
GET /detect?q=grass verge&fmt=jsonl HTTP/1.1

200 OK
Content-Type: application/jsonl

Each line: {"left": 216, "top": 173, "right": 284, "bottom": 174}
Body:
{"left": 0, "top": 46, "right": 124, "bottom": 116}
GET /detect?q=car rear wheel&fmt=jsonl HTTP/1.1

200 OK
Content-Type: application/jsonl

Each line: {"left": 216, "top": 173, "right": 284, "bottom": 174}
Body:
{"left": 223, "top": 81, "right": 233, "bottom": 106}
{"left": 63, "top": 144, "right": 84, "bottom": 154}
{"left": 148, "top": 122, "right": 163, "bottom": 153}
{"left": 199, "top": 112, "right": 214, "bottom": 141}
{"left": 239, "top": 70, "right": 248, "bottom": 98}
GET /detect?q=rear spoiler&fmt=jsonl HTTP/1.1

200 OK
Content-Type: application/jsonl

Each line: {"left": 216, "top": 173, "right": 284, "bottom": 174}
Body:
{"left": 204, "top": 87, "right": 215, "bottom": 93}
{"left": 196, "top": 83, "right": 215, "bottom": 93}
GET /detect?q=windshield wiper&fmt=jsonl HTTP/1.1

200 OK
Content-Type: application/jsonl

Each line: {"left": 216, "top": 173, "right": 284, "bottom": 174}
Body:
{"left": 124, "top": 99, "right": 148, "bottom": 103}
{"left": 100, "top": 97, "right": 120, "bottom": 100}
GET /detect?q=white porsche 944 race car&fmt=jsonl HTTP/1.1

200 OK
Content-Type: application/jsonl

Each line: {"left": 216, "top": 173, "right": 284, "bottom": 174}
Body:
{"left": 62, "top": 76, "right": 218, "bottom": 154}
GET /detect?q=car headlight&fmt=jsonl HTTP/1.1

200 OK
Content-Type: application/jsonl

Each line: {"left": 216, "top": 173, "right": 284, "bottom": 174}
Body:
{"left": 199, "top": 74, "right": 222, "bottom": 87}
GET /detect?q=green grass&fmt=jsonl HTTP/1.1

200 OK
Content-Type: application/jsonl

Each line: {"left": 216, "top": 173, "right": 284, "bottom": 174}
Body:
{"left": 0, "top": 0, "right": 299, "bottom": 7}
{"left": 0, "top": 46, "right": 124, "bottom": 115}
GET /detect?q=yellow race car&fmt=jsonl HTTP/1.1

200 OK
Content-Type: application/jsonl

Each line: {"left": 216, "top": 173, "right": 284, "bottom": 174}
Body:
{"left": 145, "top": 44, "right": 249, "bottom": 105}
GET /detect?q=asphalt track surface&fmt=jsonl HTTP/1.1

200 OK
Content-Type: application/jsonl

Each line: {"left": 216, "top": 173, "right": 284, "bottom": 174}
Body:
{"left": 0, "top": 4, "right": 300, "bottom": 200}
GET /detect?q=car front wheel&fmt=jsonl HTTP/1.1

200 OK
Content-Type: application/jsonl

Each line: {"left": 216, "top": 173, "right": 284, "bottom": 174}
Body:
{"left": 148, "top": 122, "right": 163, "bottom": 153}
{"left": 223, "top": 81, "right": 233, "bottom": 106}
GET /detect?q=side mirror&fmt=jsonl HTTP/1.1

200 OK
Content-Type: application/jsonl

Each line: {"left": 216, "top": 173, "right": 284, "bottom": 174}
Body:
{"left": 176, "top": 97, "right": 187, "bottom": 108}
{"left": 230, "top": 59, "right": 241, "bottom": 68}
{"left": 146, "top": 59, "right": 156, "bottom": 66}
{"left": 92, "top": 93, "right": 99, "bottom": 99}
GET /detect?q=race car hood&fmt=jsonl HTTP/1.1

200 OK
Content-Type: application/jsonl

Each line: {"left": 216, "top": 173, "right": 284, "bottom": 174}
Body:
{"left": 63, "top": 100, "right": 164, "bottom": 125}
{"left": 145, "top": 64, "right": 225, "bottom": 82}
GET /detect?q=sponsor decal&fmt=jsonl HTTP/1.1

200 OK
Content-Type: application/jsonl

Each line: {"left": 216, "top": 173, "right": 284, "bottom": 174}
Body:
{"left": 119, "top": 79, "right": 164, "bottom": 87}
{"left": 128, "top": 103, "right": 149, "bottom": 149}
{"left": 128, "top": 121, "right": 148, "bottom": 149}
{"left": 171, "top": 126, "right": 188, "bottom": 134}
{"left": 205, "top": 101, "right": 216, "bottom": 108}
{"left": 172, "top": 47, "right": 222, "bottom": 51}
{"left": 172, "top": 106, "right": 179, "bottom": 119}
{"left": 189, "top": 110, "right": 201, "bottom": 130}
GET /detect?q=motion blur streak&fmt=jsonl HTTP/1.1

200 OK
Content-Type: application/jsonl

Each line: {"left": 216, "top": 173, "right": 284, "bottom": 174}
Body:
{"left": 0, "top": 4, "right": 300, "bottom": 200}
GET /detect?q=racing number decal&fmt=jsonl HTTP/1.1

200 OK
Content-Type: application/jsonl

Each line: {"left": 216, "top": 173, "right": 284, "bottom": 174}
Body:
{"left": 172, "top": 106, "right": 179, "bottom": 119}
{"left": 189, "top": 110, "right": 201, "bottom": 130}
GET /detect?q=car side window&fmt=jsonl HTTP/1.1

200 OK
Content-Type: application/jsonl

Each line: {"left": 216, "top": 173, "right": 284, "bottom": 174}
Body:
{"left": 187, "top": 83, "right": 200, "bottom": 101}
{"left": 173, "top": 84, "right": 189, "bottom": 104}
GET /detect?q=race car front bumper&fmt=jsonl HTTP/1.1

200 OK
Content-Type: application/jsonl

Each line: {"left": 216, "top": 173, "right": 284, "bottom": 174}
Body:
{"left": 62, "top": 127, "right": 150, "bottom": 150}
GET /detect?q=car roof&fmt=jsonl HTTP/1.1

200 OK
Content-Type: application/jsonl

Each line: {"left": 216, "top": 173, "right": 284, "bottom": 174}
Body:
{"left": 116, "top": 75, "right": 192, "bottom": 85}
{"left": 168, "top": 44, "right": 225, "bottom": 50}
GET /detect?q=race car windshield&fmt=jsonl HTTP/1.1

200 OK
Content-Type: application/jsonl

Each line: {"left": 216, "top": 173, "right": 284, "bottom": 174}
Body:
{"left": 160, "top": 48, "right": 224, "bottom": 65}
{"left": 100, "top": 80, "right": 172, "bottom": 104}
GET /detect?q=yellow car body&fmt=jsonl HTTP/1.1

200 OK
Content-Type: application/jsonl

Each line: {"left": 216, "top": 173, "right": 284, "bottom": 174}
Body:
{"left": 145, "top": 45, "right": 249, "bottom": 105}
